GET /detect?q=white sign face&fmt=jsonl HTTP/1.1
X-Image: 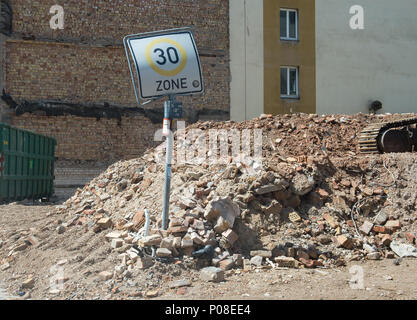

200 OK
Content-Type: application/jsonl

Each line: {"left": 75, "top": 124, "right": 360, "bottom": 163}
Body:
{"left": 126, "top": 30, "right": 204, "bottom": 100}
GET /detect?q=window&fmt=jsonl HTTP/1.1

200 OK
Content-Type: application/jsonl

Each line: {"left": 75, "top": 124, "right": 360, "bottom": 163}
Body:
{"left": 281, "top": 66, "right": 299, "bottom": 98}
{"left": 280, "top": 8, "right": 298, "bottom": 40}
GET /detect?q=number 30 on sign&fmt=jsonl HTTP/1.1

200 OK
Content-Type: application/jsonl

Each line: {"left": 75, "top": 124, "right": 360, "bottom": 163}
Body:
{"left": 124, "top": 28, "right": 204, "bottom": 101}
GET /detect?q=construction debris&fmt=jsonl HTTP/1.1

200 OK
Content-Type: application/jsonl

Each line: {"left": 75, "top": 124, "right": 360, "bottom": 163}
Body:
{"left": 2, "top": 112, "right": 417, "bottom": 299}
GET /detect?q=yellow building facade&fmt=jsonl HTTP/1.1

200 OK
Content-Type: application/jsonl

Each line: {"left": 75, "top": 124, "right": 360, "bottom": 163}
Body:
{"left": 230, "top": 0, "right": 316, "bottom": 120}
{"left": 263, "top": 0, "right": 316, "bottom": 115}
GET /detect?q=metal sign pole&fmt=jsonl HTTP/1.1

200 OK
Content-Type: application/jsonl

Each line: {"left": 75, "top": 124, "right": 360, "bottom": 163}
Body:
{"left": 161, "top": 95, "right": 176, "bottom": 230}
{"left": 123, "top": 28, "right": 201, "bottom": 230}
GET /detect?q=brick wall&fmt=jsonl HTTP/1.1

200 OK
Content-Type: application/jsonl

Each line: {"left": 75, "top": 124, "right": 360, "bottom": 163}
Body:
{"left": 9, "top": 112, "right": 160, "bottom": 162}
{"left": 10, "top": 0, "right": 228, "bottom": 52}
{"left": 5, "top": 40, "right": 229, "bottom": 111}
{"left": 1, "top": 0, "right": 230, "bottom": 162}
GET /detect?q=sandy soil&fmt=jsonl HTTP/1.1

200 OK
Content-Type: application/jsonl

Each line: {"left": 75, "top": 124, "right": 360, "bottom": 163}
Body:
{"left": 0, "top": 203, "right": 416, "bottom": 300}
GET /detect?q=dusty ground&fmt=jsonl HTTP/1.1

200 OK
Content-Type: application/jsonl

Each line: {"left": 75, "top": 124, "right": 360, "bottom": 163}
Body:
{"left": 0, "top": 203, "right": 416, "bottom": 300}
{"left": 1, "top": 113, "right": 417, "bottom": 300}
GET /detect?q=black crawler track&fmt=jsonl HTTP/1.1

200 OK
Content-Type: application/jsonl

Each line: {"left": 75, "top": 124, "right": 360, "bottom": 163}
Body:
{"left": 358, "top": 117, "right": 417, "bottom": 154}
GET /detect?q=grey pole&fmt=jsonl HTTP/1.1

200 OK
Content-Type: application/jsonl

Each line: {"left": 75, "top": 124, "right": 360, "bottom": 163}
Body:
{"left": 161, "top": 97, "right": 174, "bottom": 230}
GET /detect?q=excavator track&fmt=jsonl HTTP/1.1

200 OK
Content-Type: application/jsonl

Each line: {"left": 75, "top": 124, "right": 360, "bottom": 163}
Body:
{"left": 359, "top": 117, "right": 417, "bottom": 154}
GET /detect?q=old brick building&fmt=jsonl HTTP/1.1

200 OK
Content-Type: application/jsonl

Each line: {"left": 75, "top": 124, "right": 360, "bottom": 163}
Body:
{"left": 0, "top": 0, "right": 230, "bottom": 177}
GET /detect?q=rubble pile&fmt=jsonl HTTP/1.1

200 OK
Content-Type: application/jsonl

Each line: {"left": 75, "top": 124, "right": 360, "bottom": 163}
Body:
{"left": 50, "top": 113, "right": 417, "bottom": 274}
{"left": 2, "top": 112, "right": 417, "bottom": 298}
{"left": 186, "top": 112, "right": 415, "bottom": 158}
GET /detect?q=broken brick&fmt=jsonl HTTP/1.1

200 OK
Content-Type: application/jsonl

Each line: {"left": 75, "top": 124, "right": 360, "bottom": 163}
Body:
{"left": 132, "top": 211, "right": 145, "bottom": 230}
{"left": 373, "top": 226, "right": 390, "bottom": 234}
{"left": 168, "top": 225, "right": 188, "bottom": 234}
{"left": 111, "top": 238, "right": 124, "bottom": 249}
{"left": 323, "top": 214, "right": 338, "bottom": 229}
{"left": 380, "top": 234, "right": 392, "bottom": 246}
{"left": 97, "top": 217, "right": 112, "bottom": 229}
{"left": 274, "top": 256, "right": 298, "bottom": 268}
{"left": 405, "top": 233, "right": 416, "bottom": 244}
{"left": 219, "top": 258, "right": 235, "bottom": 271}
{"left": 385, "top": 220, "right": 401, "bottom": 231}
{"left": 298, "top": 257, "right": 314, "bottom": 268}
{"left": 138, "top": 234, "right": 162, "bottom": 246}
{"left": 222, "top": 229, "right": 239, "bottom": 246}
{"left": 317, "top": 188, "right": 329, "bottom": 198}
{"left": 336, "top": 235, "right": 353, "bottom": 249}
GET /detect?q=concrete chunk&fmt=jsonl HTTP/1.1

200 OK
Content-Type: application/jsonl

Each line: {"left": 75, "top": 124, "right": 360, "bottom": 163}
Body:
{"left": 359, "top": 221, "right": 374, "bottom": 235}
{"left": 138, "top": 234, "right": 162, "bottom": 247}
{"left": 98, "top": 271, "right": 113, "bottom": 281}
{"left": 250, "top": 255, "right": 263, "bottom": 266}
{"left": 191, "top": 232, "right": 204, "bottom": 245}
{"left": 156, "top": 248, "right": 172, "bottom": 257}
{"left": 255, "top": 184, "right": 282, "bottom": 195}
{"left": 136, "top": 256, "right": 153, "bottom": 269}
{"left": 385, "top": 220, "right": 401, "bottom": 231}
{"left": 374, "top": 210, "right": 388, "bottom": 225}
{"left": 222, "top": 229, "right": 239, "bottom": 246}
{"left": 250, "top": 250, "right": 272, "bottom": 258}
{"left": 200, "top": 267, "right": 225, "bottom": 283}
{"left": 1, "top": 263, "right": 10, "bottom": 271}
{"left": 111, "top": 238, "right": 124, "bottom": 249}
{"left": 204, "top": 198, "right": 240, "bottom": 230}
{"left": 105, "top": 231, "right": 123, "bottom": 241}
{"left": 160, "top": 237, "right": 174, "bottom": 250}
{"left": 22, "top": 278, "right": 35, "bottom": 289}
{"left": 97, "top": 217, "right": 113, "bottom": 229}
{"left": 168, "top": 279, "right": 192, "bottom": 289}
{"left": 181, "top": 238, "right": 194, "bottom": 248}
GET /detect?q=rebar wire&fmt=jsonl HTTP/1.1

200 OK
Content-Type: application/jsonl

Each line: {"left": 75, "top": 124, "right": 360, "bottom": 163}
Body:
{"left": 369, "top": 159, "right": 397, "bottom": 188}
{"left": 350, "top": 195, "right": 389, "bottom": 239}
{"left": 351, "top": 198, "right": 365, "bottom": 238}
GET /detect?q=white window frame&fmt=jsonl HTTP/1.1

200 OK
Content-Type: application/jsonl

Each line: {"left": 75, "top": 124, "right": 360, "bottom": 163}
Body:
{"left": 280, "top": 8, "right": 298, "bottom": 41}
{"left": 280, "top": 66, "right": 299, "bottom": 99}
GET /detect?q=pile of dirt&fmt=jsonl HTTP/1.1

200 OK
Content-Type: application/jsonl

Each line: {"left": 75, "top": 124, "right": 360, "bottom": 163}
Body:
{"left": 1, "top": 112, "right": 417, "bottom": 299}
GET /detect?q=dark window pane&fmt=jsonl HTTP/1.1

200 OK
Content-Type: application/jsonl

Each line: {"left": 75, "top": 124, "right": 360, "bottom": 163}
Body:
{"left": 281, "top": 68, "right": 287, "bottom": 95}
{"left": 280, "top": 10, "right": 287, "bottom": 38}
{"left": 289, "top": 69, "right": 297, "bottom": 96}
{"left": 289, "top": 11, "right": 297, "bottom": 39}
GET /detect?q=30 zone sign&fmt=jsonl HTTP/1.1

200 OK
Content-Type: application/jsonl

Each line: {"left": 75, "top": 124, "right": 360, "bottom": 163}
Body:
{"left": 124, "top": 28, "right": 204, "bottom": 101}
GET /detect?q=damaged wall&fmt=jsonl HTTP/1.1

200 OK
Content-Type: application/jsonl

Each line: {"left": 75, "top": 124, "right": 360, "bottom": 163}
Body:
{"left": 4, "top": 40, "right": 230, "bottom": 113}
{"left": 1, "top": 0, "right": 230, "bottom": 162}
{"left": 10, "top": 112, "right": 160, "bottom": 162}
{"left": 0, "top": 0, "right": 12, "bottom": 36}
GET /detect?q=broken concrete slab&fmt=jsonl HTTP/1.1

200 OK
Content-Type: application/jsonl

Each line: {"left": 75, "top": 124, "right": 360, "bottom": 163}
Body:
{"left": 200, "top": 267, "right": 225, "bottom": 283}
{"left": 390, "top": 241, "right": 417, "bottom": 258}
{"left": 204, "top": 198, "right": 240, "bottom": 231}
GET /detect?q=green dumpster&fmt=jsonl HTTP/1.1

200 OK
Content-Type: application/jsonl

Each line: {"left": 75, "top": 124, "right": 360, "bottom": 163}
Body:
{"left": 0, "top": 123, "right": 56, "bottom": 202}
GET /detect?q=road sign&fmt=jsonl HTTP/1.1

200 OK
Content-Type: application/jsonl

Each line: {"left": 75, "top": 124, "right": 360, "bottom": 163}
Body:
{"left": 124, "top": 28, "right": 204, "bottom": 102}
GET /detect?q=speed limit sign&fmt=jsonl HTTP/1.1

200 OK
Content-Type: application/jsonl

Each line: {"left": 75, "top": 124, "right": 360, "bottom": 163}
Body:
{"left": 124, "top": 28, "right": 204, "bottom": 101}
